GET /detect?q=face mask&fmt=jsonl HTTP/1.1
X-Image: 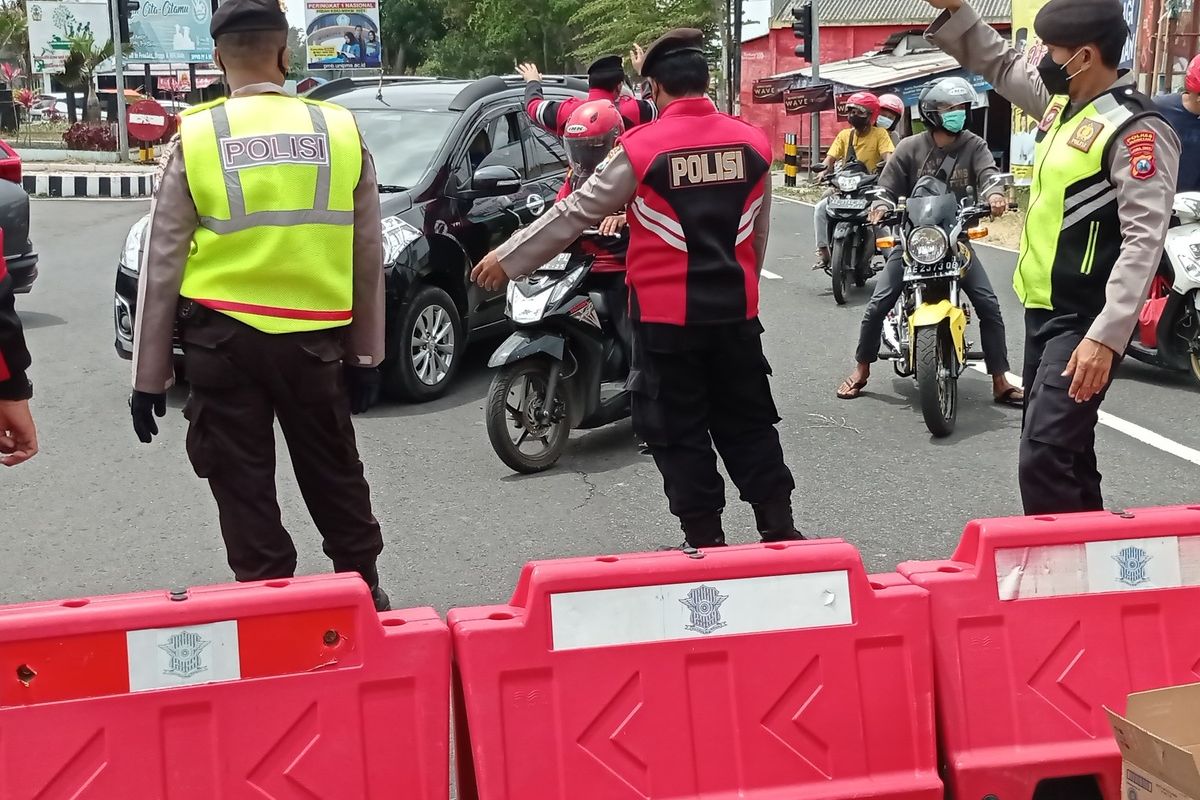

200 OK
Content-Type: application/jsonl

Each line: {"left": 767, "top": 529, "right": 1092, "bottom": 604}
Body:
{"left": 940, "top": 109, "right": 967, "bottom": 133}
{"left": 1037, "top": 49, "right": 1084, "bottom": 95}
{"left": 878, "top": 116, "right": 896, "bottom": 130}
{"left": 848, "top": 114, "right": 870, "bottom": 129}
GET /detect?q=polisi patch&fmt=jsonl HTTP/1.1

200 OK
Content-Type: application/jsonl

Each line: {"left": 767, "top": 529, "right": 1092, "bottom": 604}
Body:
{"left": 668, "top": 147, "right": 746, "bottom": 189}
{"left": 1067, "top": 118, "right": 1104, "bottom": 153}
{"left": 220, "top": 132, "right": 329, "bottom": 171}
{"left": 1038, "top": 102, "right": 1063, "bottom": 132}
{"left": 1124, "top": 130, "right": 1157, "bottom": 181}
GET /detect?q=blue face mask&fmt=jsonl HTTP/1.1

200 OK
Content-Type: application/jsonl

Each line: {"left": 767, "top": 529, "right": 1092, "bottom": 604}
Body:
{"left": 878, "top": 115, "right": 896, "bottom": 131}
{"left": 941, "top": 109, "right": 967, "bottom": 134}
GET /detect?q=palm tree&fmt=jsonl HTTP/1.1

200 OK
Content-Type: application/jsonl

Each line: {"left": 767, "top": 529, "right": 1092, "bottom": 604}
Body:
{"left": 59, "top": 33, "right": 113, "bottom": 124}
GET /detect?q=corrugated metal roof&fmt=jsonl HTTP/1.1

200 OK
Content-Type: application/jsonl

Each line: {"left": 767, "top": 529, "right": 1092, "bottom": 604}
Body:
{"left": 764, "top": 47, "right": 969, "bottom": 89}
{"left": 772, "top": 0, "right": 1010, "bottom": 25}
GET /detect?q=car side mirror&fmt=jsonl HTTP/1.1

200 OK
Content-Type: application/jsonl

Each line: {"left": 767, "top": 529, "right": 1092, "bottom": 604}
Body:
{"left": 461, "top": 165, "right": 522, "bottom": 199}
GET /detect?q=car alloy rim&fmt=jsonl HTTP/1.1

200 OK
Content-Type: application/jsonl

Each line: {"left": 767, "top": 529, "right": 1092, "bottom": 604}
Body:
{"left": 411, "top": 305, "right": 455, "bottom": 386}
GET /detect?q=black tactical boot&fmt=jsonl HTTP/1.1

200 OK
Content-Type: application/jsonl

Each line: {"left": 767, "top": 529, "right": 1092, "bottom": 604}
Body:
{"left": 662, "top": 512, "right": 726, "bottom": 550}
{"left": 371, "top": 585, "right": 392, "bottom": 612}
{"left": 754, "top": 500, "right": 805, "bottom": 542}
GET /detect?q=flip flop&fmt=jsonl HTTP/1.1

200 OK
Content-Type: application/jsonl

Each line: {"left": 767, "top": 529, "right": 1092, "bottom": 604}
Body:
{"left": 994, "top": 387, "right": 1025, "bottom": 408}
{"left": 836, "top": 376, "right": 867, "bottom": 400}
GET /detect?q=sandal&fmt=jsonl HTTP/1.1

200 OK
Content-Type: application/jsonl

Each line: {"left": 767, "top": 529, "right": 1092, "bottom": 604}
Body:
{"left": 836, "top": 376, "right": 868, "bottom": 400}
{"left": 994, "top": 387, "right": 1025, "bottom": 407}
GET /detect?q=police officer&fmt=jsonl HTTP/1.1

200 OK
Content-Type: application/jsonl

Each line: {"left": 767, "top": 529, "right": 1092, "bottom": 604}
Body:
{"left": 474, "top": 29, "right": 801, "bottom": 547}
{"left": 518, "top": 53, "right": 657, "bottom": 136}
{"left": 130, "top": 0, "right": 391, "bottom": 609}
{"left": 925, "top": 0, "right": 1180, "bottom": 513}
{"left": 0, "top": 251, "right": 35, "bottom": 467}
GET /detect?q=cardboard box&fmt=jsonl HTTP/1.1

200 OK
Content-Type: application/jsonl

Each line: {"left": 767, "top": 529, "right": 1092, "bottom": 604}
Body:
{"left": 1107, "top": 683, "right": 1200, "bottom": 800}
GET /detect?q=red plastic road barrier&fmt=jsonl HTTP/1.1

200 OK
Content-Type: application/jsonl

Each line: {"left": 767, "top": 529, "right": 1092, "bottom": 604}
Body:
{"left": 0, "top": 574, "right": 450, "bottom": 799}
{"left": 899, "top": 505, "right": 1200, "bottom": 800}
{"left": 450, "top": 540, "right": 940, "bottom": 800}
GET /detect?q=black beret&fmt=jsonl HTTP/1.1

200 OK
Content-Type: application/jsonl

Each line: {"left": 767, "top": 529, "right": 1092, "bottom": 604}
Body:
{"left": 1034, "top": 0, "right": 1126, "bottom": 47}
{"left": 211, "top": 0, "right": 287, "bottom": 39}
{"left": 641, "top": 28, "right": 705, "bottom": 78}
{"left": 588, "top": 55, "right": 624, "bottom": 77}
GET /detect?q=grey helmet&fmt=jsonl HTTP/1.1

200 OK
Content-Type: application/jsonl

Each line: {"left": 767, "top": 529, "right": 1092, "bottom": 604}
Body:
{"left": 918, "top": 76, "right": 977, "bottom": 131}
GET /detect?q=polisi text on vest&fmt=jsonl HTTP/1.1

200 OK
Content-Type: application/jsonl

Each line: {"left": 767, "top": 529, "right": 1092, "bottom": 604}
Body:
{"left": 220, "top": 133, "right": 330, "bottom": 171}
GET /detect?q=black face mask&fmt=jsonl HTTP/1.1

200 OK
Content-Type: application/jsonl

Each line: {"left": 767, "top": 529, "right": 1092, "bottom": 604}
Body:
{"left": 1037, "top": 50, "right": 1082, "bottom": 96}
{"left": 848, "top": 113, "right": 870, "bottom": 129}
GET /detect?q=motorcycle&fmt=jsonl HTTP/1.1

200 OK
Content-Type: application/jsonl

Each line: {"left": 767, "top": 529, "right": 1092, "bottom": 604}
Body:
{"left": 1126, "top": 191, "right": 1200, "bottom": 386}
{"left": 818, "top": 162, "right": 882, "bottom": 305}
{"left": 485, "top": 231, "right": 631, "bottom": 473}
{"left": 876, "top": 173, "right": 1014, "bottom": 437}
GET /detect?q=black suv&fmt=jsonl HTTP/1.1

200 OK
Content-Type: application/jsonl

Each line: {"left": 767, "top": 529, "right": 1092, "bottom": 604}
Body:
{"left": 114, "top": 74, "right": 586, "bottom": 400}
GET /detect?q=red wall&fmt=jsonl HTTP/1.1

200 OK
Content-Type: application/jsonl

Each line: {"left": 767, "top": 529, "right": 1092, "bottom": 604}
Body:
{"left": 740, "top": 25, "right": 918, "bottom": 162}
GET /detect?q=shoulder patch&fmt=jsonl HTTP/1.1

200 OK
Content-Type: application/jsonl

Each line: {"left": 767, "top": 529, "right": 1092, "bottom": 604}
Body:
{"left": 595, "top": 145, "right": 623, "bottom": 175}
{"left": 1067, "top": 118, "right": 1104, "bottom": 153}
{"left": 1124, "top": 130, "right": 1157, "bottom": 181}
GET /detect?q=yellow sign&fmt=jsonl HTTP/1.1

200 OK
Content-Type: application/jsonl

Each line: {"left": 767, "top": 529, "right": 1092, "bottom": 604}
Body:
{"left": 1009, "top": 0, "right": 1053, "bottom": 184}
{"left": 309, "top": 45, "right": 337, "bottom": 61}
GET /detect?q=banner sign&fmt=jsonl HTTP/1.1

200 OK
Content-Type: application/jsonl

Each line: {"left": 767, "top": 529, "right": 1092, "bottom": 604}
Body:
{"left": 782, "top": 84, "right": 833, "bottom": 115}
{"left": 1009, "top": 0, "right": 1051, "bottom": 183}
{"left": 306, "top": 0, "right": 382, "bottom": 69}
{"left": 752, "top": 77, "right": 793, "bottom": 104}
{"left": 835, "top": 91, "right": 857, "bottom": 119}
{"left": 27, "top": 0, "right": 111, "bottom": 74}
{"left": 126, "top": 0, "right": 214, "bottom": 63}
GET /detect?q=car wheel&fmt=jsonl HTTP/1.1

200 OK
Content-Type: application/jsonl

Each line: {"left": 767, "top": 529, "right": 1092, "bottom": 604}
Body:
{"left": 383, "top": 284, "right": 464, "bottom": 402}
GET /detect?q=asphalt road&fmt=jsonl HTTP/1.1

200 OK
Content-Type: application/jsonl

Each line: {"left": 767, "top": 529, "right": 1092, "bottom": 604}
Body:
{"left": 3, "top": 196, "right": 1198, "bottom": 612}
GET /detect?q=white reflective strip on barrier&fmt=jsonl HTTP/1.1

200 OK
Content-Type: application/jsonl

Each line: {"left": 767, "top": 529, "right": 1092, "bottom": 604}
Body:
{"left": 126, "top": 620, "right": 241, "bottom": 692}
{"left": 549, "top": 571, "right": 852, "bottom": 651}
{"left": 995, "top": 535, "right": 1200, "bottom": 600}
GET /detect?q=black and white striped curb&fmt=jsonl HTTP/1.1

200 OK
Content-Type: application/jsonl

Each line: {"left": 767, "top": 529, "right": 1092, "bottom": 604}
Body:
{"left": 22, "top": 173, "right": 156, "bottom": 198}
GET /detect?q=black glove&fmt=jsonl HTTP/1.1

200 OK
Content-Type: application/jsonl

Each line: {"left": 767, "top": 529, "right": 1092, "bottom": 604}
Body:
{"left": 129, "top": 390, "right": 167, "bottom": 443}
{"left": 345, "top": 366, "right": 381, "bottom": 415}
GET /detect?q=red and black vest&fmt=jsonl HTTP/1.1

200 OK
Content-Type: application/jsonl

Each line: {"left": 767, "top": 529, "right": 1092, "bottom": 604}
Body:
{"left": 620, "top": 97, "right": 771, "bottom": 326}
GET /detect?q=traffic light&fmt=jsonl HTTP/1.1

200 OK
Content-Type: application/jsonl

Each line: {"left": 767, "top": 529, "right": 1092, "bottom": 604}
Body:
{"left": 117, "top": 0, "right": 140, "bottom": 44}
{"left": 792, "top": 1, "right": 814, "bottom": 62}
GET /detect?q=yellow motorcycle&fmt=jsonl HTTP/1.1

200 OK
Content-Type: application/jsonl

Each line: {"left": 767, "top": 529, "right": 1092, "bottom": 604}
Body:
{"left": 875, "top": 173, "right": 1013, "bottom": 437}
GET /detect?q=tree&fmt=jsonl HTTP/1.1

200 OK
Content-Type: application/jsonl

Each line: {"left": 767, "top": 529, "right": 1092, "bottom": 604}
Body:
{"left": 0, "top": 0, "right": 28, "bottom": 65}
{"left": 569, "top": 0, "right": 716, "bottom": 64}
{"left": 378, "top": 0, "right": 445, "bottom": 74}
{"left": 423, "top": 0, "right": 580, "bottom": 78}
{"left": 287, "top": 26, "right": 307, "bottom": 77}
{"left": 59, "top": 33, "right": 113, "bottom": 123}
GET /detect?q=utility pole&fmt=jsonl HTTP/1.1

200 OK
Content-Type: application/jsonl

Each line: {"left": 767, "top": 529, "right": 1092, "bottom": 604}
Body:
{"left": 109, "top": 0, "right": 129, "bottom": 160}
{"left": 732, "top": 0, "right": 742, "bottom": 115}
{"left": 792, "top": 0, "right": 819, "bottom": 167}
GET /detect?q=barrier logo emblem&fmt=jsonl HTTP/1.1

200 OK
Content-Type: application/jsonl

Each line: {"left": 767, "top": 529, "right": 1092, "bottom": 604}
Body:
{"left": 681, "top": 585, "right": 728, "bottom": 635}
{"left": 159, "top": 630, "right": 211, "bottom": 679}
{"left": 1113, "top": 546, "right": 1152, "bottom": 587}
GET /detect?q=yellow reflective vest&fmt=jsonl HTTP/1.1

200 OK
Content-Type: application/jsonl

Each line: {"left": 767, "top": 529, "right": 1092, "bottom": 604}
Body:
{"left": 179, "top": 92, "right": 362, "bottom": 333}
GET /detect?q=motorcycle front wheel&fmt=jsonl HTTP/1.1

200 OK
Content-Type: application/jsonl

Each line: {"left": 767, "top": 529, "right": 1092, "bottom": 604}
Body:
{"left": 486, "top": 359, "right": 572, "bottom": 473}
{"left": 830, "top": 239, "right": 851, "bottom": 305}
{"left": 914, "top": 323, "right": 957, "bottom": 438}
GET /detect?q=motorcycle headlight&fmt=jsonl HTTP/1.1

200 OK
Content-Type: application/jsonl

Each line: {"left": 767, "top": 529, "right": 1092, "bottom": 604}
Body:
{"left": 548, "top": 265, "right": 587, "bottom": 306}
{"left": 121, "top": 215, "right": 149, "bottom": 272}
{"left": 906, "top": 226, "right": 949, "bottom": 266}
{"left": 381, "top": 215, "right": 422, "bottom": 266}
{"left": 834, "top": 174, "right": 863, "bottom": 192}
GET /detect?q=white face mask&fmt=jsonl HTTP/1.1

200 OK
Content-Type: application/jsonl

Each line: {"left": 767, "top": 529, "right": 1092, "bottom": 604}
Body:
{"left": 878, "top": 116, "right": 896, "bottom": 130}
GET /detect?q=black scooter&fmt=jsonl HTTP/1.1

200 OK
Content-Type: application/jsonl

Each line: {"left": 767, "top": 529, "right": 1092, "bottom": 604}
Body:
{"left": 818, "top": 161, "right": 882, "bottom": 305}
{"left": 485, "top": 231, "right": 632, "bottom": 473}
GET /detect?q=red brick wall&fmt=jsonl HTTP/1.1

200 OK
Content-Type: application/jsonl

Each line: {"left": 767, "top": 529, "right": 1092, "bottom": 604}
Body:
{"left": 740, "top": 23, "right": 1009, "bottom": 161}
{"left": 740, "top": 25, "right": 919, "bottom": 162}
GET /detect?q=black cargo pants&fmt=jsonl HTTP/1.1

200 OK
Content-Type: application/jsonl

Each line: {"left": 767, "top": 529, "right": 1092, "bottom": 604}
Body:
{"left": 179, "top": 307, "right": 384, "bottom": 587}
{"left": 628, "top": 319, "right": 796, "bottom": 545}
{"left": 1019, "top": 310, "right": 1118, "bottom": 515}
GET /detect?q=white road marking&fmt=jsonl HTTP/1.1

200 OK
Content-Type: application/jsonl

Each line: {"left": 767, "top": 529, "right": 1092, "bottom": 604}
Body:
{"left": 967, "top": 363, "right": 1200, "bottom": 468}
{"left": 761, "top": 269, "right": 783, "bottom": 280}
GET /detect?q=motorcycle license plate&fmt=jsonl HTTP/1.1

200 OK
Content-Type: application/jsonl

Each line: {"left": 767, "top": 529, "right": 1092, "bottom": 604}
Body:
{"left": 828, "top": 197, "right": 867, "bottom": 210}
{"left": 537, "top": 253, "right": 571, "bottom": 272}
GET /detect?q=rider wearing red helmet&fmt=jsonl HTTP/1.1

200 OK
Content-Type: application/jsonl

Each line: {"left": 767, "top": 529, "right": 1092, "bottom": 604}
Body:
{"left": 812, "top": 91, "right": 894, "bottom": 270}
{"left": 876, "top": 93, "right": 905, "bottom": 143}
{"left": 1154, "top": 54, "right": 1200, "bottom": 192}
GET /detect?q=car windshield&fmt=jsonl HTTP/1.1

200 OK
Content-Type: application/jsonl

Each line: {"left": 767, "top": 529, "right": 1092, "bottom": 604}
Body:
{"left": 350, "top": 109, "right": 456, "bottom": 190}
